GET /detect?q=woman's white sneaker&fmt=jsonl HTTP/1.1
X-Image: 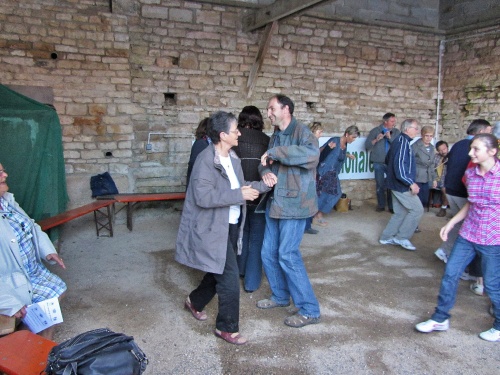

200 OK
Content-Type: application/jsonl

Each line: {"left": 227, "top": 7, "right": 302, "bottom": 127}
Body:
{"left": 479, "top": 328, "right": 500, "bottom": 342}
{"left": 470, "top": 282, "right": 484, "bottom": 296}
{"left": 434, "top": 248, "right": 448, "bottom": 263}
{"left": 415, "top": 319, "right": 449, "bottom": 333}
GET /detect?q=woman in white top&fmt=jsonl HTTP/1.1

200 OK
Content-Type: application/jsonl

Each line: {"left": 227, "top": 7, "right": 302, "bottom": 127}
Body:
{"left": 175, "top": 111, "right": 272, "bottom": 345}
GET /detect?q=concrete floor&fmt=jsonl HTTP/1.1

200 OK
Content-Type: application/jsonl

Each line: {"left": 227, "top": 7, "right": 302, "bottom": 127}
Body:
{"left": 50, "top": 201, "right": 499, "bottom": 374}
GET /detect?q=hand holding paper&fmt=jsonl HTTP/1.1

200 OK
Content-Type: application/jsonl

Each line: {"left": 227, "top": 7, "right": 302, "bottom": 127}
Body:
{"left": 22, "top": 297, "right": 63, "bottom": 334}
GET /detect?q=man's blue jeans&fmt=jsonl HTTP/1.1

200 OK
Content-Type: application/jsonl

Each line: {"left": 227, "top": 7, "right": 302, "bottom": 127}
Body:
{"left": 432, "top": 236, "right": 500, "bottom": 330}
{"left": 373, "top": 162, "right": 392, "bottom": 210}
{"left": 237, "top": 206, "right": 266, "bottom": 292}
{"left": 261, "top": 208, "right": 320, "bottom": 318}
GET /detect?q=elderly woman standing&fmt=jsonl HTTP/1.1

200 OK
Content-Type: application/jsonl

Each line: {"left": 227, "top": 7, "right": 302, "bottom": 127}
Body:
{"left": 176, "top": 111, "right": 272, "bottom": 345}
{"left": 412, "top": 125, "right": 438, "bottom": 208}
{"left": 0, "top": 163, "right": 66, "bottom": 340}
{"left": 313, "top": 125, "right": 360, "bottom": 226}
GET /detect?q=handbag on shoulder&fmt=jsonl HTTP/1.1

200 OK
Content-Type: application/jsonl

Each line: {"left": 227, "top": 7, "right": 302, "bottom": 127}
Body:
{"left": 44, "top": 328, "right": 148, "bottom": 375}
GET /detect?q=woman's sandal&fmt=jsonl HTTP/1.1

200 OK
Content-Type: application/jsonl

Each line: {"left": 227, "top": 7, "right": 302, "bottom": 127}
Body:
{"left": 184, "top": 297, "right": 207, "bottom": 321}
{"left": 312, "top": 218, "right": 328, "bottom": 227}
{"left": 214, "top": 329, "right": 248, "bottom": 345}
{"left": 284, "top": 313, "right": 321, "bottom": 328}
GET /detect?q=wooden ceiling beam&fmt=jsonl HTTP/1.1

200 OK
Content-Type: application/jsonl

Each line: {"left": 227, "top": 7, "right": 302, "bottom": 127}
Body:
{"left": 242, "top": 0, "right": 327, "bottom": 32}
{"left": 194, "top": 0, "right": 261, "bottom": 8}
{"left": 246, "top": 20, "right": 278, "bottom": 98}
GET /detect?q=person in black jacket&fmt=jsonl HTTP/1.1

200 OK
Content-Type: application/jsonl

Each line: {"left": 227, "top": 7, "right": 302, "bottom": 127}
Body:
{"left": 233, "top": 106, "right": 270, "bottom": 293}
{"left": 186, "top": 118, "right": 211, "bottom": 188}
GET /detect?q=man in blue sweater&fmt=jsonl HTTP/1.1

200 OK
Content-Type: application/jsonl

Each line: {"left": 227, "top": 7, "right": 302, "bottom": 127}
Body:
{"left": 379, "top": 119, "right": 423, "bottom": 251}
{"left": 434, "top": 119, "right": 492, "bottom": 263}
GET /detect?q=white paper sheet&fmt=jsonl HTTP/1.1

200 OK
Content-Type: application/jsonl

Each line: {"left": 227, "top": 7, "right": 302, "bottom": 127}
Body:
{"left": 22, "top": 297, "right": 63, "bottom": 334}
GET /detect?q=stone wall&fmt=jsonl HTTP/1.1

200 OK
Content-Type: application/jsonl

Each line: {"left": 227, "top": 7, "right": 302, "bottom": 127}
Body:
{"left": 122, "top": 0, "right": 443, "bottom": 207}
{"left": 440, "top": 0, "right": 500, "bottom": 31}
{"left": 310, "top": 0, "right": 440, "bottom": 30}
{"left": 0, "top": 0, "right": 498, "bottom": 207}
{"left": 440, "top": 25, "right": 500, "bottom": 142}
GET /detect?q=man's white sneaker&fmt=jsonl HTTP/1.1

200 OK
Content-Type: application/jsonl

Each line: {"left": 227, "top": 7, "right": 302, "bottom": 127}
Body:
{"left": 415, "top": 319, "right": 449, "bottom": 333}
{"left": 379, "top": 237, "right": 397, "bottom": 245}
{"left": 393, "top": 238, "right": 416, "bottom": 251}
{"left": 479, "top": 328, "right": 500, "bottom": 342}
{"left": 434, "top": 248, "right": 448, "bottom": 263}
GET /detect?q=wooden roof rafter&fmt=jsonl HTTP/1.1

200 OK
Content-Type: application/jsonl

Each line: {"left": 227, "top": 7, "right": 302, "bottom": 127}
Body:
{"left": 242, "top": 0, "right": 328, "bottom": 32}
{"left": 246, "top": 20, "right": 278, "bottom": 98}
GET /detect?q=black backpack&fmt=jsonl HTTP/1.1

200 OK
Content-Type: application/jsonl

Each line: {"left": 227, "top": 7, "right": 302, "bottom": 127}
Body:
{"left": 45, "top": 328, "right": 148, "bottom": 375}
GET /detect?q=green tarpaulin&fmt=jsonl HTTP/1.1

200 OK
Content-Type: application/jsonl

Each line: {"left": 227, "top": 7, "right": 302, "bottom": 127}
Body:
{"left": 0, "top": 84, "right": 68, "bottom": 222}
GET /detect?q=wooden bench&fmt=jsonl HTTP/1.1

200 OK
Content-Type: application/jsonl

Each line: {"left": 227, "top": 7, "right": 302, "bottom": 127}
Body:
{"left": 0, "top": 330, "right": 56, "bottom": 375}
{"left": 98, "top": 193, "right": 186, "bottom": 231}
{"left": 38, "top": 199, "right": 116, "bottom": 237}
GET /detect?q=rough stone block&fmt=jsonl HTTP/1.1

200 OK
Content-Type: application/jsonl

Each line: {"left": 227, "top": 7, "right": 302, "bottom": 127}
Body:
{"left": 310, "top": 37, "right": 325, "bottom": 46}
{"left": 337, "top": 55, "right": 348, "bottom": 67}
{"left": 345, "top": 47, "right": 361, "bottom": 59}
{"left": 378, "top": 48, "right": 392, "bottom": 61}
{"left": 404, "top": 34, "right": 418, "bottom": 47}
{"left": 107, "top": 124, "right": 134, "bottom": 134}
{"left": 330, "top": 30, "right": 342, "bottom": 38}
{"left": 278, "top": 49, "right": 297, "bottom": 67}
{"left": 112, "top": 149, "right": 133, "bottom": 158}
{"left": 221, "top": 35, "right": 237, "bottom": 51}
{"left": 117, "top": 104, "right": 145, "bottom": 115}
{"left": 196, "top": 10, "right": 220, "bottom": 26}
{"left": 362, "top": 46, "right": 378, "bottom": 60}
{"left": 64, "top": 150, "right": 81, "bottom": 159}
{"left": 297, "top": 27, "right": 313, "bottom": 36}
{"left": 179, "top": 51, "right": 198, "bottom": 69}
{"left": 81, "top": 150, "right": 105, "bottom": 159}
{"left": 178, "top": 112, "right": 200, "bottom": 124}
{"left": 142, "top": 6, "right": 169, "bottom": 19}
{"left": 169, "top": 8, "right": 193, "bottom": 23}
{"left": 196, "top": 39, "right": 221, "bottom": 49}
{"left": 189, "top": 76, "right": 213, "bottom": 90}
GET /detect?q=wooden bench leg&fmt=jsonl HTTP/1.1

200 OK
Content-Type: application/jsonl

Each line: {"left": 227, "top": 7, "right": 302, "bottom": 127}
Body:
{"left": 126, "top": 202, "right": 135, "bottom": 232}
{"left": 93, "top": 205, "right": 113, "bottom": 237}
